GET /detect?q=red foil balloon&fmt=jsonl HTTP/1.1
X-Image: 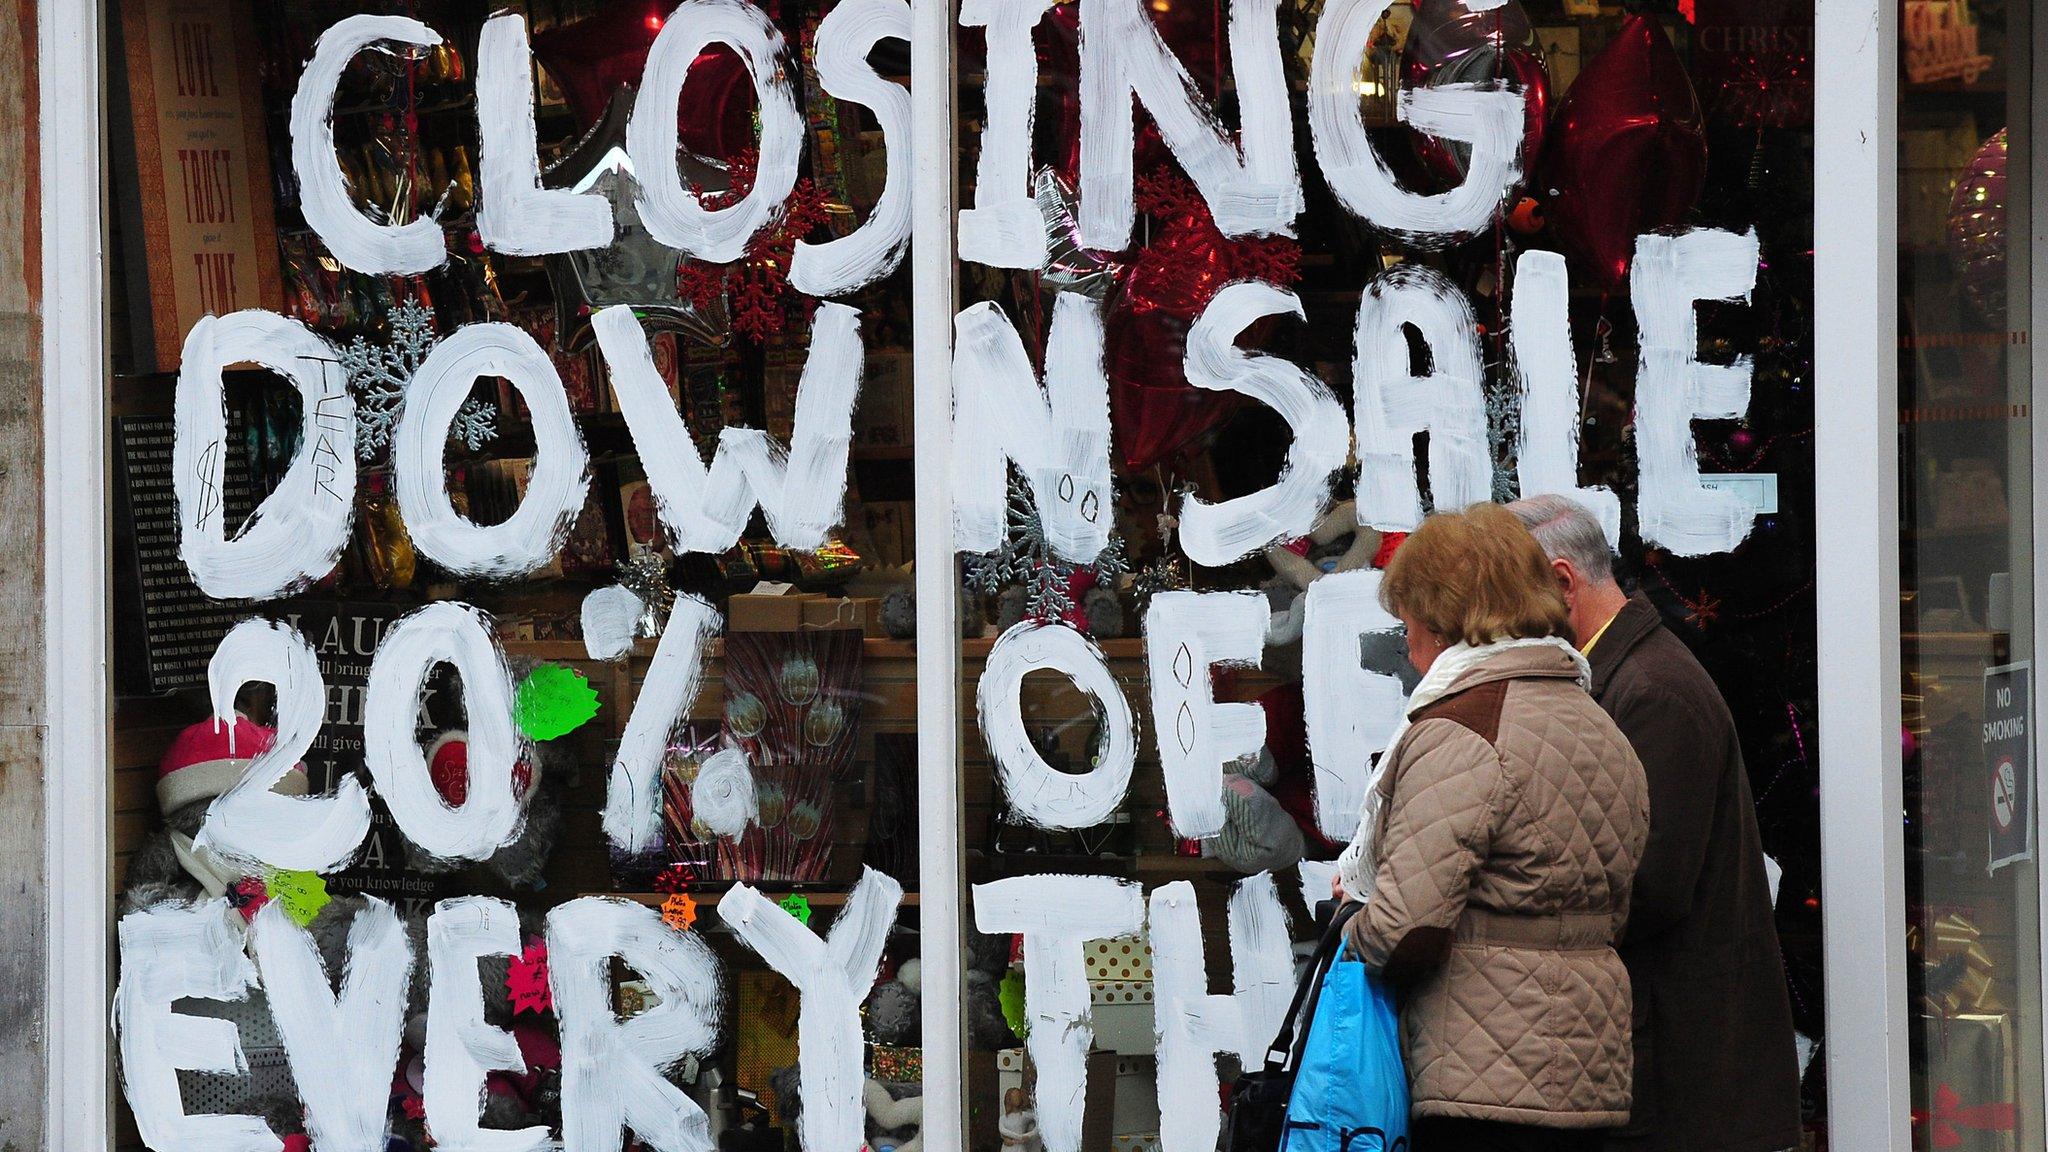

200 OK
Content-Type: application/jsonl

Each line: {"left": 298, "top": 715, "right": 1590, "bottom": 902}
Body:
{"left": 533, "top": 4, "right": 756, "bottom": 156}
{"left": 1108, "top": 171, "right": 1300, "bottom": 472}
{"left": 1402, "top": 0, "right": 1551, "bottom": 188}
{"left": 1537, "top": 16, "right": 1707, "bottom": 292}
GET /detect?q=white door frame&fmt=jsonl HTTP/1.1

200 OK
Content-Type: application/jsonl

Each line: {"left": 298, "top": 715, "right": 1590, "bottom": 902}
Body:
{"left": 41, "top": 0, "right": 114, "bottom": 1144}
{"left": 1813, "top": 0, "right": 1912, "bottom": 1147}
{"left": 36, "top": 0, "right": 1919, "bottom": 1147}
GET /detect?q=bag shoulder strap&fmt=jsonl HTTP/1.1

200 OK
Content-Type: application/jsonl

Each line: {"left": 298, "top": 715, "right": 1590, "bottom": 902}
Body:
{"left": 1261, "top": 900, "right": 1363, "bottom": 1072}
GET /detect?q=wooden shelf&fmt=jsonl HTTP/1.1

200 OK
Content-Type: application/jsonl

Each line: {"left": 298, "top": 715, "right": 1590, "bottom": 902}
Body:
{"left": 615, "top": 889, "right": 921, "bottom": 908}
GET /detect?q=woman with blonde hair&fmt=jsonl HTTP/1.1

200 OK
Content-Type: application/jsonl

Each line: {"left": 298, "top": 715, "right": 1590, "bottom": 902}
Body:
{"left": 1332, "top": 502, "right": 1650, "bottom": 1151}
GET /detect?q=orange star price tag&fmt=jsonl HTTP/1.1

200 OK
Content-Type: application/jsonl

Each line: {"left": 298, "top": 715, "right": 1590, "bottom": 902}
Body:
{"left": 661, "top": 891, "right": 698, "bottom": 931}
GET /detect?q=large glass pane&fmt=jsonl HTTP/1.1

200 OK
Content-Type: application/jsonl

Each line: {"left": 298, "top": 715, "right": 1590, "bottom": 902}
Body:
{"left": 104, "top": 2, "right": 924, "bottom": 1149}
{"left": 952, "top": 1, "right": 1822, "bottom": 1147}
{"left": 1900, "top": 0, "right": 2045, "bottom": 1144}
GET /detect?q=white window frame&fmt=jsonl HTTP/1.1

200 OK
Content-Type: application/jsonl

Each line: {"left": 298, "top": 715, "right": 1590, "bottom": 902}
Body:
{"left": 1812, "top": 0, "right": 1912, "bottom": 1146}
{"left": 35, "top": 0, "right": 1928, "bottom": 1146}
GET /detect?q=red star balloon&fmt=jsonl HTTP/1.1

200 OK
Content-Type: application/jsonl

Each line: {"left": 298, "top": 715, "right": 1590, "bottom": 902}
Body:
{"left": 1536, "top": 16, "right": 1707, "bottom": 292}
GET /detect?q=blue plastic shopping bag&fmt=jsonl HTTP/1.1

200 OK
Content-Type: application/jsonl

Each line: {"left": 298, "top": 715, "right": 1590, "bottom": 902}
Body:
{"left": 1276, "top": 950, "right": 1410, "bottom": 1152}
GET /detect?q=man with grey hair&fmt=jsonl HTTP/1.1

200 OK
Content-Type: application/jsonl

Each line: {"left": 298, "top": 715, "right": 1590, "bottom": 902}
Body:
{"left": 1506, "top": 494, "right": 1800, "bottom": 1152}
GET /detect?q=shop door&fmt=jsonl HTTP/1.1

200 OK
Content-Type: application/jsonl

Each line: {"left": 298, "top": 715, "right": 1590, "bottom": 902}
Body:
{"left": 1899, "top": 0, "right": 2047, "bottom": 1144}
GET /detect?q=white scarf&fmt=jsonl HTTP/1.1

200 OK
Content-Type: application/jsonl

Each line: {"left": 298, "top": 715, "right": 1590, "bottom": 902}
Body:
{"left": 1334, "top": 635, "right": 1590, "bottom": 900}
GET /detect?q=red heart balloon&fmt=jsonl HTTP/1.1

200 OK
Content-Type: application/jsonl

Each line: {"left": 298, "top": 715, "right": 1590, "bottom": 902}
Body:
{"left": 1536, "top": 15, "right": 1706, "bottom": 292}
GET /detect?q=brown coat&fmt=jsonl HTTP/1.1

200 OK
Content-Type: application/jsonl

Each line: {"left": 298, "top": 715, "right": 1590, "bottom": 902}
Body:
{"left": 1346, "top": 644, "right": 1650, "bottom": 1129}
{"left": 1591, "top": 597, "right": 1802, "bottom": 1152}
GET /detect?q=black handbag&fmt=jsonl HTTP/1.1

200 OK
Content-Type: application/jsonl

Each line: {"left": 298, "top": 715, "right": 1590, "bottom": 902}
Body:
{"left": 1223, "top": 900, "right": 1365, "bottom": 1152}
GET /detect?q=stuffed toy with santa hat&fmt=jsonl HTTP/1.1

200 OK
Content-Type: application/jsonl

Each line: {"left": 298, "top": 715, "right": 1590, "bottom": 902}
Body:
{"left": 122, "top": 712, "right": 311, "bottom": 915}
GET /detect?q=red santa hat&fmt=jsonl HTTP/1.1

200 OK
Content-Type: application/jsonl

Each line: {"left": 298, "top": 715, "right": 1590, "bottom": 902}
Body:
{"left": 426, "top": 730, "right": 537, "bottom": 807}
{"left": 156, "top": 714, "right": 309, "bottom": 813}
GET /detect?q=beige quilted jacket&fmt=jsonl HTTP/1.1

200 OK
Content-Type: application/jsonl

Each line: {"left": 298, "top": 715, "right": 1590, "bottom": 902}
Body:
{"left": 1344, "top": 644, "right": 1650, "bottom": 1129}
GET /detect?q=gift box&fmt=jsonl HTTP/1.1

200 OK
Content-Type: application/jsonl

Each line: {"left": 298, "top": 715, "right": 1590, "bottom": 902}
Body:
{"left": 1088, "top": 935, "right": 1155, "bottom": 1055}
{"left": 1915, "top": 1012, "right": 2017, "bottom": 1152}
{"left": 1112, "top": 1055, "right": 1160, "bottom": 1140}
{"left": 1086, "top": 936, "right": 1152, "bottom": 981}
{"left": 728, "top": 589, "right": 824, "bottom": 631}
{"left": 1089, "top": 979, "right": 1155, "bottom": 1055}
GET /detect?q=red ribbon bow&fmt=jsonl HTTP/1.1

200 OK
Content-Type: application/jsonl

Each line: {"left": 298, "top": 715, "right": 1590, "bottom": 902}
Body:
{"left": 1913, "top": 1082, "right": 2016, "bottom": 1148}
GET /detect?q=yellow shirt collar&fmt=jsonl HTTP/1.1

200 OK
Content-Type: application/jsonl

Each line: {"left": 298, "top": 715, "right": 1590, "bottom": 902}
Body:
{"left": 1582, "top": 610, "right": 1622, "bottom": 657}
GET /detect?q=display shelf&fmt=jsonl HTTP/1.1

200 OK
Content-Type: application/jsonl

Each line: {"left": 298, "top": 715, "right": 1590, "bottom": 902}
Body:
{"left": 616, "top": 889, "right": 923, "bottom": 908}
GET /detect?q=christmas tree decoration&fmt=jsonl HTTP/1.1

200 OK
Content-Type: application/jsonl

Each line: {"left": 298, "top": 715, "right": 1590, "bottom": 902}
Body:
{"left": 964, "top": 476, "right": 1129, "bottom": 628}
{"left": 677, "top": 149, "right": 835, "bottom": 344}
{"left": 1946, "top": 129, "right": 2008, "bottom": 326}
{"left": 341, "top": 300, "right": 497, "bottom": 463}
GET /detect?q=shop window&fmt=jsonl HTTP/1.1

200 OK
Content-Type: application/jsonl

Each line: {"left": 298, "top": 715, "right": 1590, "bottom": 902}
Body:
{"left": 101, "top": 0, "right": 1821, "bottom": 1149}
{"left": 950, "top": 1, "right": 1820, "bottom": 1148}
{"left": 107, "top": 2, "right": 923, "bottom": 1149}
{"left": 1899, "top": 0, "right": 2045, "bottom": 1145}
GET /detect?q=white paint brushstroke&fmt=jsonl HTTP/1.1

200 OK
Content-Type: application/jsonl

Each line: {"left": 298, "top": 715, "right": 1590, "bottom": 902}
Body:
{"left": 978, "top": 621, "right": 1138, "bottom": 829}
{"left": 476, "top": 13, "right": 612, "bottom": 255}
{"left": 1632, "top": 228, "right": 1764, "bottom": 556}
{"left": 1144, "top": 591, "right": 1268, "bottom": 840}
{"left": 1301, "top": 569, "right": 1407, "bottom": 841}
{"left": 174, "top": 310, "right": 354, "bottom": 600}
{"left": 549, "top": 897, "right": 725, "bottom": 1152}
{"left": 604, "top": 594, "right": 722, "bottom": 852}
{"left": 596, "top": 303, "right": 860, "bottom": 554}
{"left": 690, "top": 747, "right": 758, "bottom": 837}
{"left": 957, "top": 0, "right": 1059, "bottom": 267}
{"left": 425, "top": 898, "right": 551, "bottom": 1152}
{"left": 115, "top": 901, "right": 281, "bottom": 1152}
{"left": 1510, "top": 250, "right": 1621, "bottom": 546}
{"left": 972, "top": 875, "right": 1145, "bottom": 1152}
{"left": 951, "top": 297, "right": 1113, "bottom": 562}
{"left": 1077, "top": 0, "right": 1299, "bottom": 250}
{"left": 1351, "top": 264, "right": 1491, "bottom": 530}
{"left": 720, "top": 869, "right": 904, "bottom": 1152}
{"left": 629, "top": 0, "right": 803, "bottom": 262}
{"left": 1147, "top": 877, "right": 1294, "bottom": 1152}
{"left": 363, "top": 603, "right": 526, "bottom": 862}
{"left": 394, "top": 322, "right": 590, "bottom": 579}
{"left": 1296, "top": 859, "right": 1339, "bottom": 910}
{"left": 292, "top": 15, "right": 446, "bottom": 274}
{"left": 1307, "top": 0, "right": 1524, "bottom": 243}
{"left": 252, "top": 897, "right": 414, "bottom": 1152}
{"left": 195, "top": 618, "right": 370, "bottom": 874}
{"left": 581, "top": 583, "right": 647, "bottom": 661}
{"left": 790, "top": 0, "right": 912, "bottom": 295}
{"left": 1177, "top": 281, "right": 1347, "bottom": 566}
{"left": 1225, "top": 872, "right": 1297, "bottom": 1066}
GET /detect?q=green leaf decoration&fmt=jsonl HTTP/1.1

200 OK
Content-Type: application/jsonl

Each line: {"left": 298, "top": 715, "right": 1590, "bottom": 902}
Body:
{"left": 1000, "top": 969, "right": 1029, "bottom": 1040}
{"left": 516, "top": 663, "right": 601, "bottom": 742}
